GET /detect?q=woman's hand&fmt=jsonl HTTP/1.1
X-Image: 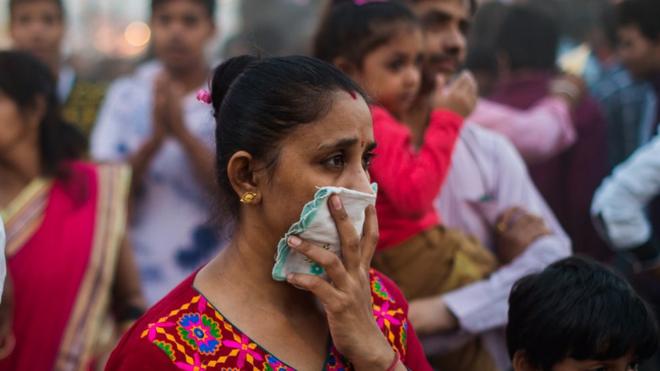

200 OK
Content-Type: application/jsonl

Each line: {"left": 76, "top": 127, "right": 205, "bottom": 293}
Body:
{"left": 286, "top": 197, "right": 402, "bottom": 371}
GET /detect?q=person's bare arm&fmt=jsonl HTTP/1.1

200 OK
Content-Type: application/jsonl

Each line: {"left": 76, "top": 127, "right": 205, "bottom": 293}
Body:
{"left": 112, "top": 236, "right": 146, "bottom": 332}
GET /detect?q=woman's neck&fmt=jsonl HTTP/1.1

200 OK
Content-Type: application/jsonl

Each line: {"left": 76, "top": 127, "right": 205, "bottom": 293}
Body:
{"left": 0, "top": 142, "right": 42, "bottom": 208}
{"left": 199, "top": 220, "right": 318, "bottom": 316}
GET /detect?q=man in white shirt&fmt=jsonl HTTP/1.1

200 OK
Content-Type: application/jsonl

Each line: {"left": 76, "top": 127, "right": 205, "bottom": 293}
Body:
{"left": 92, "top": 0, "right": 221, "bottom": 304}
{"left": 404, "top": 1, "right": 571, "bottom": 369}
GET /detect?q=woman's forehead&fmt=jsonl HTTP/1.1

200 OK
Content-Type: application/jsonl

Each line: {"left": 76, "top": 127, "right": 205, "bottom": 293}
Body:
{"left": 288, "top": 93, "right": 374, "bottom": 146}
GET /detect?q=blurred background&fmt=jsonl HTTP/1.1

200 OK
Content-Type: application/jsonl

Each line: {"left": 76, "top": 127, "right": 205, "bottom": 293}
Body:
{"left": 0, "top": 0, "right": 327, "bottom": 81}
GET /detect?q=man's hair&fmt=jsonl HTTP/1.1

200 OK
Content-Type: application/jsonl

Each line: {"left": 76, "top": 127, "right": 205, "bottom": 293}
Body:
{"left": 9, "top": 0, "right": 64, "bottom": 17}
{"left": 617, "top": 0, "right": 660, "bottom": 41}
{"left": 507, "top": 256, "right": 659, "bottom": 370}
{"left": 495, "top": 5, "right": 559, "bottom": 72}
{"left": 151, "top": 0, "right": 216, "bottom": 18}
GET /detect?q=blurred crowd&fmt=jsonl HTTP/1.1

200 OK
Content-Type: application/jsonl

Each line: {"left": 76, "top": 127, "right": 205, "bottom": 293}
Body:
{"left": 1, "top": 0, "right": 660, "bottom": 370}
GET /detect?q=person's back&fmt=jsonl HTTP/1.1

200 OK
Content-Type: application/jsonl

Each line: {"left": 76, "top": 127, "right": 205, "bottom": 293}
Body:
{"left": 489, "top": 5, "right": 609, "bottom": 261}
{"left": 507, "top": 256, "right": 659, "bottom": 371}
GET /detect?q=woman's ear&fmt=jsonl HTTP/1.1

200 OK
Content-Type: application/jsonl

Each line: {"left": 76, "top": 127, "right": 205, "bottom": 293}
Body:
{"left": 226, "top": 150, "right": 263, "bottom": 205}
{"left": 512, "top": 350, "right": 539, "bottom": 371}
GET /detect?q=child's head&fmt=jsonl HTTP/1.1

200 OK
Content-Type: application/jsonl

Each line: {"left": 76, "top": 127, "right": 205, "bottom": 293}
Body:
{"left": 313, "top": 0, "right": 423, "bottom": 118}
{"left": 150, "top": 0, "right": 216, "bottom": 73}
{"left": 494, "top": 5, "right": 559, "bottom": 75}
{"left": 9, "top": 0, "right": 65, "bottom": 70}
{"left": 507, "top": 256, "right": 658, "bottom": 371}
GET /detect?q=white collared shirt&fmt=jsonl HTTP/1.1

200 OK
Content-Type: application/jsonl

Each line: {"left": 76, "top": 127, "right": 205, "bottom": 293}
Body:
{"left": 592, "top": 126, "right": 660, "bottom": 250}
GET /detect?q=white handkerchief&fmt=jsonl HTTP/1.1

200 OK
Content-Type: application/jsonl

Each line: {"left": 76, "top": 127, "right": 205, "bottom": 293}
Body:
{"left": 272, "top": 184, "right": 377, "bottom": 281}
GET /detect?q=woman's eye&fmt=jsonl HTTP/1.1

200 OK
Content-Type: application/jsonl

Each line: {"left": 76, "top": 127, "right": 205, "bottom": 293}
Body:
{"left": 362, "top": 152, "right": 376, "bottom": 169}
{"left": 324, "top": 154, "right": 345, "bottom": 169}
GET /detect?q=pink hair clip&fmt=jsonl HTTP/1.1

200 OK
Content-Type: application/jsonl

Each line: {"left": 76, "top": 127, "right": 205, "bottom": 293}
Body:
{"left": 196, "top": 89, "right": 212, "bottom": 105}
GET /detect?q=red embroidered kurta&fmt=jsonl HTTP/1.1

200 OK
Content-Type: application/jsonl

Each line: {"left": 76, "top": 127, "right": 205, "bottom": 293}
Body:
{"left": 106, "top": 270, "right": 432, "bottom": 370}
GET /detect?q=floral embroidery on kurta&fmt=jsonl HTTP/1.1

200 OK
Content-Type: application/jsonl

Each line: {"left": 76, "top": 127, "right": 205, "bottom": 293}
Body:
{"left": 140, "top": 270, "right": 408, "bottom": 370}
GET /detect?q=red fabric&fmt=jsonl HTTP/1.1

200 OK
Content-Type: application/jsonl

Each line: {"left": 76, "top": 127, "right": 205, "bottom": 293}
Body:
{"left": 370, "top": 106, "right": 463, "bottom": 250}
{"left": 105, "top": 270, "right": 433, "bottom": 371}
{"left": 0, "top": 162, "right": 98, "bottom": 371}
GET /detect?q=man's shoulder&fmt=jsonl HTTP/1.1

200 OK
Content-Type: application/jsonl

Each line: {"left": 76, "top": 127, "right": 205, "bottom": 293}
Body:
{"left": 460, "top": 123, "right": 516, "bottom": 152}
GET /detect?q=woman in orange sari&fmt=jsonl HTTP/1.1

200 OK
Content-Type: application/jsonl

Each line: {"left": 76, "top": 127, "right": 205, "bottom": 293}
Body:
{"left": 0, "top": 51, "right": 145, "bottom": 371}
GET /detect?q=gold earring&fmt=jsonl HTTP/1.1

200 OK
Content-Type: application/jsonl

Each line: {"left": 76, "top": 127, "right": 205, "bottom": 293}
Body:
{"left": 240, "top": 192, "right": 258, "bottom": 204}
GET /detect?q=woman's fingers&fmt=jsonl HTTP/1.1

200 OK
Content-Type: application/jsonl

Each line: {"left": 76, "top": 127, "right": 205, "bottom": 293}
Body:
{"left": 288, "top": 235, "right": 349, "bottom": 288}
{"left": 286, "top": 273, "right": 338, "bottom": 308}
{"left": 328, "top": 195, "right": 362, "bottom": 272}
{"left": 360, "top": 205, "right": 379, "bottom": 268}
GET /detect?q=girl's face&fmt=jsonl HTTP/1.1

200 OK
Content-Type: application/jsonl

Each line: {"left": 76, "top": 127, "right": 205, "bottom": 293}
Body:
{"left": 352, "top": 26, "right": 423, "bottom": 118}
{"left": 255, "top": 92, "right": 376, "bottom": 241}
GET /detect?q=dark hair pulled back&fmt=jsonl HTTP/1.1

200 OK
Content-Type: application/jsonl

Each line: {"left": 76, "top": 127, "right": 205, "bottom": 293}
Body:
{"left": 210, "top": 55, "right": 367, "bottom": 219}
